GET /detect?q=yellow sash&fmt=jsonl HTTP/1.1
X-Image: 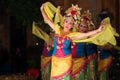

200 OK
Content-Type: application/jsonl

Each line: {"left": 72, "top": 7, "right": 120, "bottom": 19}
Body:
{"left": 32, "top": 22, "right": 50, "bottom": 44}
{"left": 69, "top": 17, "right": 119, "bottom": 46}
{"left": 51, "top": 55, "right": 72, "bottom": 77}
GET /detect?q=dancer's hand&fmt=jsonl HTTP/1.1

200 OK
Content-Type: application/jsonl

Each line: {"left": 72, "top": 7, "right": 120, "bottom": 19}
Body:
{"left": 40, "top": 3, "right": 46, "bottom": 11}
{"left": 97, "top": 25, "right": 104, "bottom": 33}
{"left": 97, "top": 18, "right": 106, "bottom": 32}
{"left": 100, "top": 18, "right": 106, "bottom": 25}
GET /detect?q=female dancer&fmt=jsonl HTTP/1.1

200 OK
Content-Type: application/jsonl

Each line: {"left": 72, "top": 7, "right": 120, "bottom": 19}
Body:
{"left": 80, "top": 11, "right": 98, "bottom": 80}
{"left": 32, "top": 22, "right": 54, "bottom": 80}
{"left": 71, "top": 10, "right": 98, "bottom": 80}
{"left": 70, "top": 10, "right": 89, "bottom": 80}
{"left": 97, "top": 10, "right": 114, "bottom": 80}
{"left": 70, "top": 22, "right": 87, "bottom": 80}
{"left": 98, "top": 44, "right": 113, "bottom": 80}
{"left": 40, "top": 2, "right": 104, "bottom": 80}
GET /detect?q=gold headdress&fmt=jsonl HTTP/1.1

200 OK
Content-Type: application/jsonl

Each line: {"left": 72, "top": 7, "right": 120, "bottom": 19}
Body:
{"left": 79, "top": 10, "right": 96, "bottom": 30}
{"left": 65, "top": 4, "right": 82, "bottom": 25}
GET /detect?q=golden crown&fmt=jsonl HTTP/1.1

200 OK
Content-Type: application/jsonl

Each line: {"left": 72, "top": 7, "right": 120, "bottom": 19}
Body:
{"left": 65, "top": 4, "right": 82, "bottom": 23}
{"left": 65, "top": 5, "right": 95, "bottom": 30}
{"left": 79, "top": 10, "right": 96, "bottom": 30}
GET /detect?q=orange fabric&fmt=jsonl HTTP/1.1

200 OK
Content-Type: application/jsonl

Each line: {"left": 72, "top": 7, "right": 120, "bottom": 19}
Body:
{"left": 51, "top": 54, "right": 72, "bottom": 77}
{"left": 98, "top": 56, "right": 112, "bottom": 72}
{"left": 41, "top": 55, "right": 51, "bottom": 68}
{"left": 87, "top": 53, "right": 97, "bottom": 62}
{"left": 72, "top": 56, "right": 86, "bottom": 74}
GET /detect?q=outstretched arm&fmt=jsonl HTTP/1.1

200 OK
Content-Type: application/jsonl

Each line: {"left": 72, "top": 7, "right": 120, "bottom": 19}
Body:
{"left": 40, "top": 3, "right": 55, "bottom": 31}
{"left": 70, "top": 24, "right": 104, "bottom": 40}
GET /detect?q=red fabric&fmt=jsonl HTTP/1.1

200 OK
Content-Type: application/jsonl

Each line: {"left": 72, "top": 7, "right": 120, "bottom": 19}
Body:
{"left": 26, "top": 68, "right": 39, "bottom": 77}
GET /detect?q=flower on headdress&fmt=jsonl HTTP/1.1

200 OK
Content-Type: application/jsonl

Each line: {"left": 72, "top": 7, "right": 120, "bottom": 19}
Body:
{"left": 83, "top": 16, "right": 89, "bottom": 22}
{"left": 65, "top": 4, "right": 82, "bottom": 25}
{"left": 80, "top": 10, "right": 91, "bottom": 23}
{"left": 79, "top": 10, "right": 96, "bottom": 30}
{"left": 71, "top": 10, "right": 77, "bottom": 15}
{"left": 66, "top": 5, "right": 82, "bottom": 16}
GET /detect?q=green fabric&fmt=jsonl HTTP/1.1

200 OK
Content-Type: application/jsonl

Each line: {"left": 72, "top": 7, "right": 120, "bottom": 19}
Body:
{"left": 41, "top": 62, "right": 51, "bottom": 80}
{"left": 99, "top": 68, "right": 109, "bottom": 80}
{"left": 52, "top": 74, "right": 70, "bottom": 80}
{"left": 71, "top": 69, "right": 85, "bottom": 80}
{"left": 86, "top": 58, "right": 97, "bottom": 80}
{"left": 101, "top": 71, "right": 106, "bottom": 80}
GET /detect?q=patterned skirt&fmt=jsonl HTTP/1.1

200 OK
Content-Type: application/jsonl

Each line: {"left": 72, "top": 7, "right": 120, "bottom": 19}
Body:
{"left": 98, "top": 56, "right": 112, "bottom": 80}
{"left": 41, "top": 55, "right": 51, "bottom": 80}
{"left": 71, "top": 56, "right": 86, "bottom": 80}
{"left": 86, "top": 53, "right": 97, "bottom": 80}
{"left": 51, "top": 54, "right": 72, "bottom": 80}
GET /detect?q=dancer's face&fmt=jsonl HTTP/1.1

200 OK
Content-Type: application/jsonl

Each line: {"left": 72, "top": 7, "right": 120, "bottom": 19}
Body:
{"left": 64, "top": 17, "right": 74, "bottom": 31}
{"left": 78, "top": 22, "right": 88, "bottom": 33}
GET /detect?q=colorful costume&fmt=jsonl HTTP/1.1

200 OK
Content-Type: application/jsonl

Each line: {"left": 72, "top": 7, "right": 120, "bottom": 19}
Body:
{"left": 43, "top": 2, "right": 119, "bottom": 46}
{"left": 41, "top": 43, "right": 53, "bottom": 80}
{"left": 71, "top": 42, "right": 86, "bottom": 80}
{"left": 98, "top": 48, "right": 112, "bottom": 80}
{"left": 85, "top": 43, "right": 98, "bottom": 80}
{"left": 32, "top": 23, "right": 54, "bottom": 80}
{"left": 50, "top": 28, "right": 72, "bottom": 79}
{"left": 41, "top": 2, "right": 119, "bottom": 80}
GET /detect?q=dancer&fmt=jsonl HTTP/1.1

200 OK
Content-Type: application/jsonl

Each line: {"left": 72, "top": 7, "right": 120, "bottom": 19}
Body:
{"left": 71, "top": 10, "right": 98, "bottom": 80}
{"left": 97, "top": 10, "right": 114, "bottom": 80}
{"left": 32, "top": 22, "right": 54, "bottom": 80}
{"left": 98, "top": 44, "right": 113, "bottom": 80}
{"left": 70, "top": 10, "right": 90, "bottom": 80}
{"left": 40, "top": 2, "right": 105, "bottom": 80}
{"left": 80, "top": 10, "right": 98, "bottom": 80}
{"left": 86, "top": 42, "right": 98, "bottom": 80}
